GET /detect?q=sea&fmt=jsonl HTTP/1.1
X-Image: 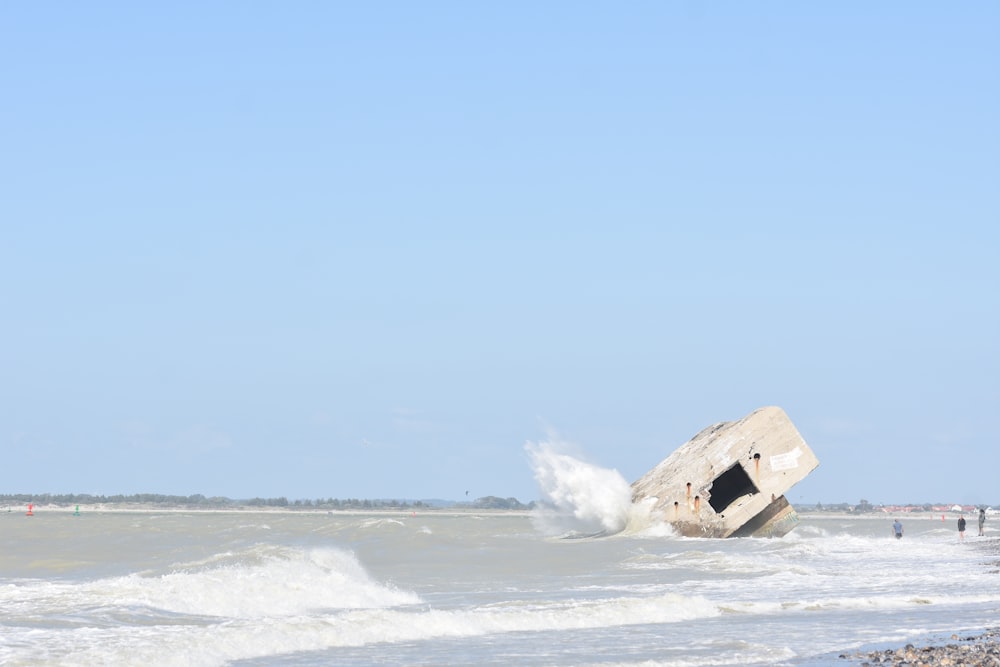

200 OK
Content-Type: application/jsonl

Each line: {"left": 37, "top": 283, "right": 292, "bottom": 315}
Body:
{"left": 1, "top": 451, "right": 997, "bottom": 666}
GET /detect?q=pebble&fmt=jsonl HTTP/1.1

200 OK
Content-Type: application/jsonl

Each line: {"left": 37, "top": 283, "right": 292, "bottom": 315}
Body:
{"left": 839, "top": 629, "right": 1000, "bottom": 666}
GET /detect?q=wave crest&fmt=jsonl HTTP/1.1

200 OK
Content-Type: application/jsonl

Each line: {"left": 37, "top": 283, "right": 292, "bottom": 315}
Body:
{"left": 526, "top": 438, "right": 633, "bottom": 536}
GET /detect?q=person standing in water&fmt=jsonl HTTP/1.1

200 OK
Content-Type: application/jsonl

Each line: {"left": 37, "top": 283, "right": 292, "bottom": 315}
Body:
{"left": 979, "top": 508, "right": 986, "bottom": 537}
{"left": 958, "top": 514, "right": 967, "bottom": 541}
{"left": 892, "top": 519, "right": 903, "bottom": 539}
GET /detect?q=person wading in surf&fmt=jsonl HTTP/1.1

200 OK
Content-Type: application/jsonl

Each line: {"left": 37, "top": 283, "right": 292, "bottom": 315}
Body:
{"left": 892, "top": 519, "right": 903, "bottom": 539}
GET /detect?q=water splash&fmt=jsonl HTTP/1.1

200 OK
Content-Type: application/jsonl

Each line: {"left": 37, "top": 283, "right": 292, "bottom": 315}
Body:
{"left": 120, "top": 546, "right": 418, "bottom": 618}
{"left": 525, "top": 437, "right": 633, "bottom": 536}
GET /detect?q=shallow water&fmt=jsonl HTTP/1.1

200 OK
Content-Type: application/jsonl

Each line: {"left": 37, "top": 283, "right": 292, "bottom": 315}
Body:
{"left": 0, "top": 510, "right": 996, "bottom": 666}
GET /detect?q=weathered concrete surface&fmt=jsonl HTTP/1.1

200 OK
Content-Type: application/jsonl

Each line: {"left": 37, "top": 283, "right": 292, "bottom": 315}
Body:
{"left": 631, "top": 406, "right": 819, "bottom": 538}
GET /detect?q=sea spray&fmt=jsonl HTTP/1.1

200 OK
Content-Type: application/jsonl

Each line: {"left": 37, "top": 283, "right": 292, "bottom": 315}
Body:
{"left": 525, "top": 438, "right": 632, "bottom": 536}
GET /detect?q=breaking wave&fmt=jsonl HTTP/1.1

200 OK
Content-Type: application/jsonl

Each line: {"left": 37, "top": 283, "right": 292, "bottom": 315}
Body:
{"left": 525, "top": 438, "right": 635, "bottom": 537}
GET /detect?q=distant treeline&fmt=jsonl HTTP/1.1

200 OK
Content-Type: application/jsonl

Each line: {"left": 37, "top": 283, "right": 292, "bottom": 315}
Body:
{"left": 3, "top": 494, "right": 987, "bottom": 512}
{"left": 0, "top": 493, "right": 533, "bottom": 511}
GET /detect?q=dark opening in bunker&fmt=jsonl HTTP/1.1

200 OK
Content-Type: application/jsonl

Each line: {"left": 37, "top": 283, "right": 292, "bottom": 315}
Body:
{"left": 708, "top": 463, "right": 760, "bottom": 513}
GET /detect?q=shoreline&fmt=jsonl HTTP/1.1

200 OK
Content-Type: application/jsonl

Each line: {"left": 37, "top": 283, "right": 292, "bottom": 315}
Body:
{"left": 830, "top": 628, "right": 1000, "bottom": 666}
{"left": 825, "top": 538, "right": 1000, "bottom": 666}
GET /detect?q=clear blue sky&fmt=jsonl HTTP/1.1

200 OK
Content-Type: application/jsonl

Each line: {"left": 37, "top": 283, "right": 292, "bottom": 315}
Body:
{"left": 2, "top": 3, "right": 997, "bottom": 506}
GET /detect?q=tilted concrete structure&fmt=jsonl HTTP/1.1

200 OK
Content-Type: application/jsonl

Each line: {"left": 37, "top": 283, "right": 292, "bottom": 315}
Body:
{"left": 631, "top": 406, "right": 819, "bottom": 538}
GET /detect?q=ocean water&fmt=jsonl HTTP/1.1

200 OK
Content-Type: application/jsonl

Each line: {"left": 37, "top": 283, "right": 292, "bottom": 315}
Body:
{"left": 1, "top": 505, "right": 997, "bottom": 667}
{"left": 2, "top": 447, "right": 997, "bottom": 666}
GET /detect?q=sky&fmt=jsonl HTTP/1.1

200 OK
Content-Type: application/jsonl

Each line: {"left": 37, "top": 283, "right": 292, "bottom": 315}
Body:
{"left": 2, "top": 3, "right": 997, "bottom": 507}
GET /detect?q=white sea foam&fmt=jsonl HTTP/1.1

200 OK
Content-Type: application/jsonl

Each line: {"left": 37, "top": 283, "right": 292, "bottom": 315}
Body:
{"left": 358, "top": 518, "right": 406, "bottom": 529}
{"left": 0, "top": 546, "right": 419, "bottom": 620}
{"left": 0, "top": 591, "right": 723, "bottom": 667}
{"left": 525, "top": 438, "right": 633, "bottom": 536}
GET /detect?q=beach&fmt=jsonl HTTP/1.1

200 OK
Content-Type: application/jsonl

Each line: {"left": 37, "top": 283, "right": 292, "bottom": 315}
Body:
{"left": 837, "top": 628, "right": 1000, "bottom": 666}
{"left": 833, "top": 537, "right": 1000, "bottom": 666}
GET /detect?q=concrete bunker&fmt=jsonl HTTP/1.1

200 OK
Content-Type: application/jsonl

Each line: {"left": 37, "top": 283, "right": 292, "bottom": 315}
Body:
{"left": 631, "top": 406, "right": 819, "bottom": 538}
